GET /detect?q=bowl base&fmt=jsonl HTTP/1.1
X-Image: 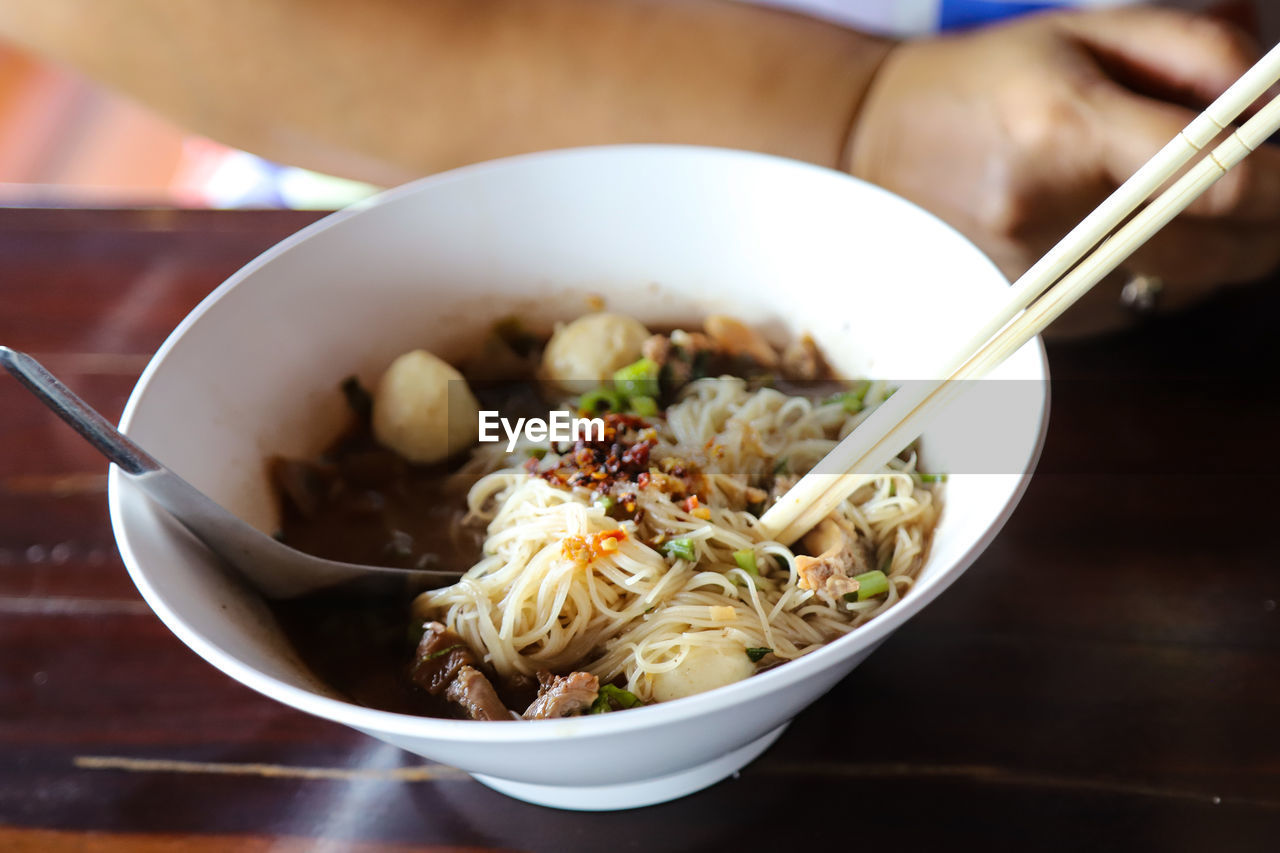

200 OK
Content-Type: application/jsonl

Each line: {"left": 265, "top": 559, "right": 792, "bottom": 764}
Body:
{"left": 471, "top": 722, "right": 788, "bottom": 810}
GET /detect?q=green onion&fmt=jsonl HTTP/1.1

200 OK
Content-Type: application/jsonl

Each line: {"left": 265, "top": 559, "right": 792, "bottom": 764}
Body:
{"left": 629, "top": 395, "right": 659, "bottom": 417}
{"left": 827, "top": 391, "right": 864, "bottom": 414}
{"left": 826, "top": 380, "right": 870, "bottom": 414}
{"left": 851, "top": 569, "right": 889, "bottom": 601}
{"left": 579, "top": 387, "right": 626, "bottom": 414}
{"left": 745, "top": 647, "right": 772, "bottom": 663}
{"left": 915, "top": 472, "right": 947, "bottom": 484}
{"left": 613, "top": 357, "right": 661, "bottom": 400}
{"left": 590, "top": 684, "right": 644, "bottom": 714}
{"left": 733, "top": 549, "right": 758, "bottom": 576}
{"left": 527, "top": 447, "right": 547, "bottom": 460}
{"left": 422, "top": 643, "right": 463, "bottom": 661}
{"left": 662, "top": 538, "right": 697, "bottom": 562}
{"left": 594, "top": 494, "right": 615, "bottom": 512}
{"left": 339, "top": 375, "right": 374, "bottom": 421}
{"left": 493, "top": 316, "right": 537, "bottom": 356}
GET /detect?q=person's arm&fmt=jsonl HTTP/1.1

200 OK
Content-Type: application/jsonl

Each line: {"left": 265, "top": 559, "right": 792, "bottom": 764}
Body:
{"left": 0, "top": 0, "right": 892, "bottom": 185}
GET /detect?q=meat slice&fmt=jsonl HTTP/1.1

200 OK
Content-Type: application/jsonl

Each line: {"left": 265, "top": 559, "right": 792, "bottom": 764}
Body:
{"left": 409, "top": 621, "right": 476, "bottom": 695}
{"left": 641, "top": 333, "right": 672, "bottom": 367}
{"left": 522, "top": 671, "right": 601, "bottom": 720}
{"left": 445, "top": 666, "right": 512, "bottom": 721}
{"left": 642, "top": 329, "right": 717, "bottom": 391}
{"left": 794, "top": 518, "right": 875, "bottom": 605}
{"left": 704, "top": 315, "right": 779, "bottom": 368}
{"left": 410, "top": 622, "right": 514, "bottom": 721}
{"left": 780, "top": 334, "right": 827, "bottom": 381}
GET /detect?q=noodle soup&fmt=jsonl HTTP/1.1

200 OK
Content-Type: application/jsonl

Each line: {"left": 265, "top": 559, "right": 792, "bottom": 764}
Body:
{"left": 271, "top": 313, "right": 941, "bottom": 721}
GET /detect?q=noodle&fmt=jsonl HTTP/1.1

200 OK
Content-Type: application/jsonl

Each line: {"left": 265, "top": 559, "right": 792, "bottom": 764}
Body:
{"left": 414, "top": 377, "right": 939, "bottom": 704}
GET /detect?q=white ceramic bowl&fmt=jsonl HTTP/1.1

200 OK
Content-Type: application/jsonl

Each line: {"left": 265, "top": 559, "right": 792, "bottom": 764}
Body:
{"left": 109, "top": 146, "right": 1048, "bottom": 811}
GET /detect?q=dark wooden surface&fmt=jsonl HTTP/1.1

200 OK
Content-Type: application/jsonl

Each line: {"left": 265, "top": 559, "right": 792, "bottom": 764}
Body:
{"left": 1, "top": 207, "right": 1277, "bottom": 852}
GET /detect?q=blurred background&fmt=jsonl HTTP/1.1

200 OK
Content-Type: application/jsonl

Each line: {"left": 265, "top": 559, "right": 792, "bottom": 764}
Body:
{"left": 0, "top": 0, "right": 1275, "bottom": 211}
{"left": 0, "top": 40, "right": 379, "bottom": 210}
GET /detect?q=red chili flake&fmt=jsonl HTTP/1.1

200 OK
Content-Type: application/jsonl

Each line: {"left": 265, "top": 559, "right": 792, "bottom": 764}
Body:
{"left": 562, "top": 529, "right": 628, "bottom": 565}
{"left": 681, "top": 495, "right": 700, "bottom": 513}
{"left": 536, "top": 412, "right": 660, "bottom": 495}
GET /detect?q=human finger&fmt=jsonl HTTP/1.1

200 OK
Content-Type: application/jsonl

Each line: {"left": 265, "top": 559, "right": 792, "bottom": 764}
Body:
{"left": 1089, "top": 83, "right": 1280, "bottom": 222}
{"left": 1056, "top": 6, "right": 1259, "bottom": 106}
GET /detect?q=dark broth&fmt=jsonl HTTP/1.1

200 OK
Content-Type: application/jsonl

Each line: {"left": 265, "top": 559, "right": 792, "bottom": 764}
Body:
{"left": 266, "top": 379, "right": 538, "bottom": 716}
{"left": 264, "top": 328, "right": 845, "bottom": 717}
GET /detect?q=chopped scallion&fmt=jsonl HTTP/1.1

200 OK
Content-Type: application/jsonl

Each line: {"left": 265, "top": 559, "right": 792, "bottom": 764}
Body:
{"left": 826, "top": 380, "right": 870, "bottom": 414}
{"left": 594, "top": 495, "right": 615, "bottom": 512}
{"left": 422, "top": 643, "right": 463, "bottom": 661}
{"left": 745, "top": 647, "right": 772, "bottom": 663}
{"left": 613, "top": 357, "right": 661, "bottom": 400}
{"left": 493, "top": 316, "right": 537, "bottom": 356}
{"left": 662, "top": 537, "right": 697, "bottom": 562}
{"left": 339, "top": 375, "right": 374, "bottom": 421}
{"left": 590, "top": 684, "right": 644, "bottom": 714}
{"left": 852, "top": 569, "right": 889, "bottom": 601}
{"left": 733, "top": 549, "right": 759, "bottom": 576}
{"left": 579, "top": 387, "right": 626, "bottom": 414}
{"left": 915, "top": 472, "right": 947, "bottom": 484}
{"left": 629, "top": 395, "right": 659, "bottom": 417}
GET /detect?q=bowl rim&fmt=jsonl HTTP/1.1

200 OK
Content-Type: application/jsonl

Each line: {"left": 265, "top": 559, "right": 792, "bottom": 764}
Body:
{"left": 108, "top": 143, "right": 1051, "bottom": 743}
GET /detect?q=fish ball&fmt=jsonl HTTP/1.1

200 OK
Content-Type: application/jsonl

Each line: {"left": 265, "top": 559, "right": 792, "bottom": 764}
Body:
{"left": 649, "top": 644, "right": 755, "bottom": 702}
{"left": 372, "top": 349, "right": 479, "bottom": 464}
{"left": 542, "top": 313, "right": 650, "bottom": 389}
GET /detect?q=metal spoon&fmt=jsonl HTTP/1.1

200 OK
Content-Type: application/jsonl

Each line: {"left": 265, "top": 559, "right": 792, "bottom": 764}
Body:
{"left": 1, "top": 346, "right": 463, "bottom": 599}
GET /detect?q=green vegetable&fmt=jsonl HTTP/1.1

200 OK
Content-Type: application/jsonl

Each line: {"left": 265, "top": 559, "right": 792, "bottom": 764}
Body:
{"left": 579, "top": 387, "right": 626, "bottom": 414}
{"left": 339, "top": 375, "right": 374, "bottom": 421}
{"left": 662, "top": 537, "right": 697, "bottom": 562}
{"left": 613, "top": 357, "right": 661, "bottom": 400}
{"left": 527, "top": 447, "right": 548, "bottom": 460}
{"left": 594, "top": 494, "right": 615, "bottom": 512}
{"left": 422, "top": 643, "right": 463, "bottom": 661}
{"left": 493, "top": 316, "right": 537, "bottom": 357}
{"left": 842, "top": 569, "right": 890, "bottom": 602}
{"left": 826, "top": 380, "right": 870, "bottom": 414}
{"left": 733, "top": 549, "right": 759, "bottom": 576}
{"left": 915, "top": 472, "right": 947, "bottom": 484}
{"left": 629, "top": 395, "right": 659, "bottom": 417}
{"left": 773, "top": 457, "right": 789, "bottom": 475}
{"left": 746, "top": 647, "right": 773, "bottom": 663}
{"left": 591, "top": 684, "right": 644, "bottom": 714}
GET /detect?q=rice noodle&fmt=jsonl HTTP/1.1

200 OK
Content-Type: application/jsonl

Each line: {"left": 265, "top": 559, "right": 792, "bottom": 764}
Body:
{"left": 413, "top": 377, "right": 939, "bottom": 703}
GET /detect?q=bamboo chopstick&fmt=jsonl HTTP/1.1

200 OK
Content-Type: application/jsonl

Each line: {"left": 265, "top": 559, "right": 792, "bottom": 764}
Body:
{"left": 760, "top": 49, "right": 1280, "bottom": 546}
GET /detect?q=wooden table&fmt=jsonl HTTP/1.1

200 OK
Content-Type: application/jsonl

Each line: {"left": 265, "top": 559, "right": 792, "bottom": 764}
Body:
{"left": 1, "top": 207, "right": 1276, "bottom": 852}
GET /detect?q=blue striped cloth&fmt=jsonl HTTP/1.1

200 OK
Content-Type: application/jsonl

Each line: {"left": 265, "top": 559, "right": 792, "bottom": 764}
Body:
{"left": 940, "top": 0, "right": 1070, "bottom": 30}
{"left": 739, "top": 0, "right": 1142, "bottom": 37}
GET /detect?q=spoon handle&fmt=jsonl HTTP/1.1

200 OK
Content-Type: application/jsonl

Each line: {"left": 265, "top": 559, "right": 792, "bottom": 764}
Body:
{"left": 0, "top": 346, "right": 159, "bottom": 476}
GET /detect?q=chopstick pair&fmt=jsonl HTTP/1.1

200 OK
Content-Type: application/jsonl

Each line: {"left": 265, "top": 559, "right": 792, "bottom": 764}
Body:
{"left": 760, "top": 42, "right": 1280, "bottom": 546}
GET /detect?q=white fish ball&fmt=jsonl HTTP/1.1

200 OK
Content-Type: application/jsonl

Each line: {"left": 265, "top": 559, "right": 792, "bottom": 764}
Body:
{"left": 541, "top": 313, "right": 650, "bottom": 390}
{"left": 649, "top": 644, "right": 755, "bottom": 702}
{"left": 372, "top": 349, "right": 479, "bottom": 464}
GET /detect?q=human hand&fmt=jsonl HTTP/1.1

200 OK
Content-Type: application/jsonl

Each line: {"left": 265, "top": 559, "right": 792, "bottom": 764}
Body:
{"left": 846, "top": 5, "right": 1280, "bottom": 336}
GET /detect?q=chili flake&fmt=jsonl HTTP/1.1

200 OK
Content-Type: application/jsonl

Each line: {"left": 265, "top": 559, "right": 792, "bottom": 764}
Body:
{"left": 562, "top": 528, "right": 628, "bottom": 565}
